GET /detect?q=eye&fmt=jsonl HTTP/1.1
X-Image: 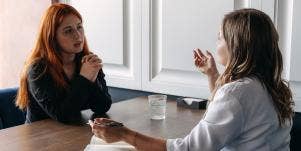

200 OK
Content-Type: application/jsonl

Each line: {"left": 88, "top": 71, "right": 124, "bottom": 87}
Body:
{"left": 77, "top": 25, "right": 83, "bottom": 30}
{"left": 64, "top": 29, "right": 73, "bottom": 34}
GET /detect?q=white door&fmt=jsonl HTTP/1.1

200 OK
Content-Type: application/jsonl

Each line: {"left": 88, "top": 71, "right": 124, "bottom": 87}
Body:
{"left": 141, "top": 0, "right": 234, "bottom": 98}
{"left": 71, "top": 0, "right": 142, "bottom": 90}
{"left": 68, "top": 0, "right": 301, "bottom": 107}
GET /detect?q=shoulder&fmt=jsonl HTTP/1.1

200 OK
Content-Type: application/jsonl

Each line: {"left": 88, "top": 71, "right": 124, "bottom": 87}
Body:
{"left": 216, "top": 77, "right": 264, "bottom": 99}
{"left": 27, "top": 59, "right": 47, "bottom": 80}
{"left": 218, "top": 77, "right": 263, "bottom": 95}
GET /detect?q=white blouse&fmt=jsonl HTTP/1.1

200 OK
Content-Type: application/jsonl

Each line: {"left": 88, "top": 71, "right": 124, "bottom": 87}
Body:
{"left": 167, "top": 77, "right": 291, "bottom": 151}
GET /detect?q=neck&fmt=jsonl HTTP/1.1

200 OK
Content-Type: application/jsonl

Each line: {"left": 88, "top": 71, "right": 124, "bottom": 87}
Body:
{"left": 61, "top": 51, "right": 76, "bottom": 65}
{"left": 61, "top": 52, "right": 76, "bottom": 80}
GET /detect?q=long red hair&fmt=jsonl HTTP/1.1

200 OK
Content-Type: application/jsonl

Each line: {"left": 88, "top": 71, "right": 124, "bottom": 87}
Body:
{"left": 16, "top": 3, "right": 90, "bottom": 110}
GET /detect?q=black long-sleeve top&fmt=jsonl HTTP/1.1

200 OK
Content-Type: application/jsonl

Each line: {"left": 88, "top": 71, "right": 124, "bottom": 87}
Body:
{"left": 25, "top": 60, "right": 112, "bottom": 124}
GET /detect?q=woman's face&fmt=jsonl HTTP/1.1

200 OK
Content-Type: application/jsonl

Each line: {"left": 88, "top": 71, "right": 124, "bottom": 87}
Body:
{"left": 216, "top": 28, "right": 229, "bottom": 66}
{"left": 56, "top": 14, "right": 84, "bottom": 55}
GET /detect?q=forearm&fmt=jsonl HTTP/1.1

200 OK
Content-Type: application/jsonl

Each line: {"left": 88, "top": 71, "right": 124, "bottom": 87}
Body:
{"left": 89, "top": 93, "right": 112, "bottom": 114}
{"left": 122, "top": 128, "right": 167, "bottom": 151}
{"left": 207, "top": 72, "right": 219, "bottom": 93}
{"left": 90, "top": 73, "right": 112, "bottom": 113}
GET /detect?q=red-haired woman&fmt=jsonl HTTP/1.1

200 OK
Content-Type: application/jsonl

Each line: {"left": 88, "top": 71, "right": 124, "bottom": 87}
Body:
{"left": 16, "top": 3, "right": 112, "bottom": 124}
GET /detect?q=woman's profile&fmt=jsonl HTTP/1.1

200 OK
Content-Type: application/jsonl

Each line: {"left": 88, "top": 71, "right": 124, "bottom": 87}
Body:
{"left": 89, "top": 8, "right": 294, "bottom": 151}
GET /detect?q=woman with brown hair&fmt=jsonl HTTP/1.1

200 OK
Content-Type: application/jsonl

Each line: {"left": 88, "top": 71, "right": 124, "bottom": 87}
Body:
{"left": 89, "top": 8, "right": 294, "bottom": 151}
{"left": 16, "top": 3, "right": 112, "bottom": 124}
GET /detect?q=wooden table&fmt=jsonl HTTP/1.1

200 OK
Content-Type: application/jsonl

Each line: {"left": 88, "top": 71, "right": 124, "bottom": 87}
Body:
{"left": 0, "top": 97, "right": 205, "bottom": 151}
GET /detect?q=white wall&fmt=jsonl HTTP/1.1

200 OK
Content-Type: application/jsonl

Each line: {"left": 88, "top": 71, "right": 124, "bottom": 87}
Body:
{"left": 281, "top": 0, "right": 301, "bottom": 112}
{"left": 68, "top": 0, "right": 301, "bottom": 111}
{"left": 0, "top": 0, "right": 51, "bottom": 87}
{"left": 140, "top": 0, "right": 233, "bottom": 98}
{"left": 70, "top": 0, "right": 233, "bottom": 99}
{"left": 70, "top": 0, "right": 142, "bottom": 90}
{"left": 0, "top": 0, "right": 300, "bottom": 111}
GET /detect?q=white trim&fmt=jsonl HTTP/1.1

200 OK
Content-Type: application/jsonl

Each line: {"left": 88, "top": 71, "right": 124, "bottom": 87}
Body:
{"left": 248, "top": 0, "right": 275, "bottom": 22}
{"left": 276, "top": 0, "right": 293, "bottom": 80}
{"left": 273, "top": 0, "right": 279, "bottom": 27}
{"left": 289, "top": 0, "right": 301, "bottom": 81}
{"left": 141, "top": 0, "right": 232, "bottom": 98}
{"left": 248, "top": 0, "right": 261, "bottom": 9}
{"left": 291, "top": 81, "right": 301, "bottom": 112}
{"left": 141, "top": 0, "right": 210, "bottom": 98}
{"left": 104, "top": 0, "right": 142, "bottom": 90}
{"left": 69, "top": 0, "right": 142, "bottom": 90}
{"left": 294, "top": 98, "right": 301, "bottom": 112}
{"left": 271, "top": 0, "right": 301, "bottom": 111}
{"left": 59, "top": 0, "right": 70, "bottom": 4}
{"left": 234, "top": 0, "right": 249, "bottom": 9}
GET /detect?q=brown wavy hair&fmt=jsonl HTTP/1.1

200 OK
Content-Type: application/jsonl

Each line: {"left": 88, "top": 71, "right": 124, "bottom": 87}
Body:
{"left": 16, "top": 3, "right": 90, "bottom": 110}
{"left": 214, "top": 8, "right": 294, "bottom": 126}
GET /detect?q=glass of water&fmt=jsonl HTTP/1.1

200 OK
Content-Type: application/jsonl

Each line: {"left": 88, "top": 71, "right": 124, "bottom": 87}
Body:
{"left": 148, "top": 94, "right": 167, "bottom": 120}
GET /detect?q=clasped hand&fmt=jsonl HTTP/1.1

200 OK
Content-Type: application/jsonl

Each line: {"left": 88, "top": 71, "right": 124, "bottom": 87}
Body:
{"left": 80, "top": 53, "right": 102, "bottom": 82}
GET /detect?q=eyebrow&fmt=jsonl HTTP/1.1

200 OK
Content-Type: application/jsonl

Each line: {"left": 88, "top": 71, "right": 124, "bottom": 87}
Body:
{"left": 62, "top": 22, "right": 82, "bottom": 30}
{"left": 63, "top": 26, "right": 72, "bottom": 30}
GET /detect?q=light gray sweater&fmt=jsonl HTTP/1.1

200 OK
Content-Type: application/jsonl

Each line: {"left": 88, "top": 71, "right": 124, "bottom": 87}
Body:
{"left": 167, "top": 77, "right": 291, "bottom": 151}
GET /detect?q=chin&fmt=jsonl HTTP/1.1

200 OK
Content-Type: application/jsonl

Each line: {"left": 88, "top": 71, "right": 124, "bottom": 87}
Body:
{"left": 74, "top": 48, "right": 83, "bottom": 53}
{"left": 216, "top": 58, "right": 226, "bottom": 66}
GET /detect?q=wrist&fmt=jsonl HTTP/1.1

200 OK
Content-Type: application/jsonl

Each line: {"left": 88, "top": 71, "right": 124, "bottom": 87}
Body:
{"left": 121, "top": 127, "right": 137, "bottom": 147}
{"left": 79, "top": 73, "right": 93, "bottom": 82}
{"left": 207, "top": 70, "right": 219, "bottom": 79}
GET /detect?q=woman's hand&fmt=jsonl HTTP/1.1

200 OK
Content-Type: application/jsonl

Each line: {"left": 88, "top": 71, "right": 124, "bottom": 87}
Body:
{"left": 80, "top": 53, "right": 102, "bottom": 82}
{"left": 193, "top": 48, "right": 219, "bottom": 77}
{"left": 89, "top": 118, "right": 129, "bottom": 143}
{"left": 90, "top": 118, "right": 167, "bottom": 151}
{"left": 193, "top": 48, "right": 219, "bottom": 92}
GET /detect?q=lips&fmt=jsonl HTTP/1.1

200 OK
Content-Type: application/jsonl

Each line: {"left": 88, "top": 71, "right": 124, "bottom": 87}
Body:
{"left": 74, "top": 42, "right": 82, "bottom": 47}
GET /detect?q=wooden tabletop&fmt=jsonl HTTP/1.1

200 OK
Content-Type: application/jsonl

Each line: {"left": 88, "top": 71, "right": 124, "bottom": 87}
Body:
{"left": 104, "top": 96, "right": 205, "bottom": 138}
{"left": 0, "top": 97, "right": 205, "bottom": 151}
{"left": 0, "top": 119, "right": 92, "bottom": 151}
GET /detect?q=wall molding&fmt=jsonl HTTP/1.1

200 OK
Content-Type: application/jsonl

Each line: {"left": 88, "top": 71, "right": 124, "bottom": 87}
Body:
{"left": 141, "top": 0, "right": 210, "bottom": 98}
{"left": 69, "top": 0, "right": 142, "bottom": 90}
{"left": 66, "top": 0, "right": 301, "bottom": 111}
{"left": 291, "top": 81, "right": 301, "bottom": 112}
{"left": 104, "top": 0, "right": 142, "bottom": 89}
{"left": 59, "top": 0, "right": 70, "bottom": 4}
{"left": 141, "top": 0, "right": 233, "bottom": 98}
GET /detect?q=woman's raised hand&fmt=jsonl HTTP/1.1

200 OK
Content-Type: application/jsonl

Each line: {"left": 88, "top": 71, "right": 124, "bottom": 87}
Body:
{"left": 193, "top": 48, "right": 218, "bottom": 77}
{"left": 80, "top": 53, "right": 102, "bottom": 82}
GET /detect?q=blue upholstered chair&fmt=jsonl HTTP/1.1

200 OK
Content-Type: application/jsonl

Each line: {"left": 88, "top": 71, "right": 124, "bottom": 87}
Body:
{"left": 0, "top": 88, "right": 25, "bottom": 129}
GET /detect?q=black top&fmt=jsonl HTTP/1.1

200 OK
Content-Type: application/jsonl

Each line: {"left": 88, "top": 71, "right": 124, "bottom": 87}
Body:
{"left": 26, "top": 60, "right": 112, "bottom": 124}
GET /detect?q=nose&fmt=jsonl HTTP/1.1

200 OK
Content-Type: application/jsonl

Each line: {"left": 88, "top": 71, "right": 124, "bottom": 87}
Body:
{"left": 72, "top": 29, "right": 82, "bottom": 40}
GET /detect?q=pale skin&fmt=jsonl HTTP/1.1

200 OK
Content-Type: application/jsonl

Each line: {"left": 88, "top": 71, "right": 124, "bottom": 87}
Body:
{"left": 89, "top": 118, "right": 167, "bottom": 151}
{"left": 193, "top": 49, "right": 219, "bottom": 92}
{"left": 89, "top": 28, "right": 229, "bottom": 151}
{"left": 56, "top": 14, "right": 102, "bottom": 82}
